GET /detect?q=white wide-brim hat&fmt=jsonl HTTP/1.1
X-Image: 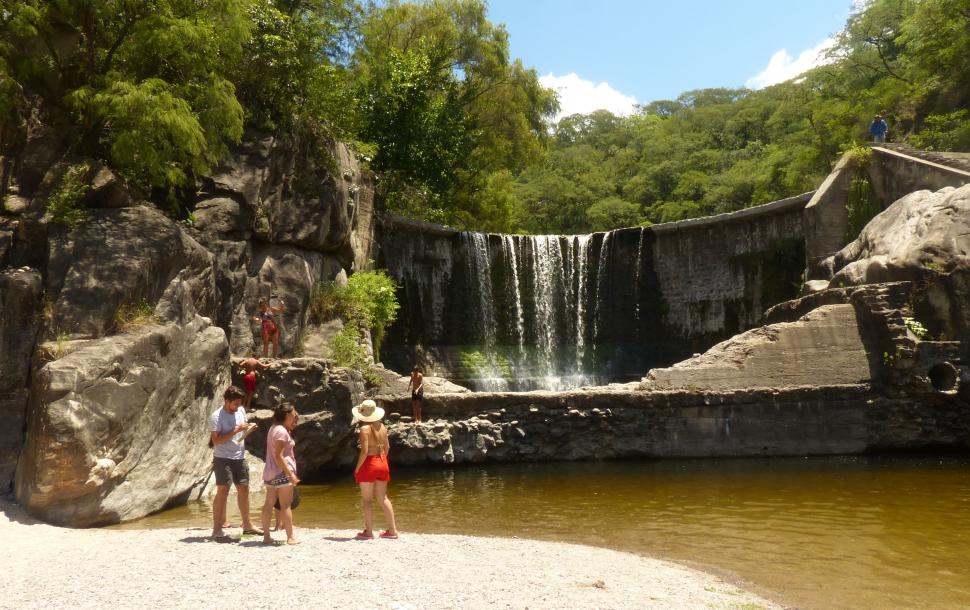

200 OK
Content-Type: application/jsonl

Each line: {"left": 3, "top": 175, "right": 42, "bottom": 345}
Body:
{"left": 352, "top": 399, "right": 385, "bottom": 423}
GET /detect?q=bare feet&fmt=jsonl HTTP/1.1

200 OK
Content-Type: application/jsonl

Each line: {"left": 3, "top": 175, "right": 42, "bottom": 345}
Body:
{"left": 262, "top": 536, "right": 275, "bottom": 545}
{"left": 286, "top": 538, "right": 301, "bottom": 545}
{"left": 242, "top": 526, "right": 264, "bottom": 535}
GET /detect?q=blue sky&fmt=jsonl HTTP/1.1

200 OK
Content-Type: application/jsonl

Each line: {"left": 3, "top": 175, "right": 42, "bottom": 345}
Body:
{"left": 485, "top": 0, "right": 859, "bottom": 118}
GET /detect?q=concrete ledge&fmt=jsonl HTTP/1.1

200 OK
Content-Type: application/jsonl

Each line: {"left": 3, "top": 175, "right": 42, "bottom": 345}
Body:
{"left": 650, "top": 192, "right": 814, "bottom": 234}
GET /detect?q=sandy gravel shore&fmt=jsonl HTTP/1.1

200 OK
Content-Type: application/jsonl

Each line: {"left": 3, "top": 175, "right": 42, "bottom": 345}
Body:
{"left": 0, "top": 500, "right": 778, "bottom": 610}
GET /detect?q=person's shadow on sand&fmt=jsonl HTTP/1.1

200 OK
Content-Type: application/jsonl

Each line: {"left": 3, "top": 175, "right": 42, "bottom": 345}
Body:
{"left": 323, "top": 536, "right": 356, "bottom": 542}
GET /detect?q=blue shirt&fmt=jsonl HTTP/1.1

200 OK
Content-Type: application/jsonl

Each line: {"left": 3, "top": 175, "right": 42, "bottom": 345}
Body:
{"left": 869, "top": 119, "right": 888, "bottom": 136}
{"left": 209, "top": 406, "right": 247, "bottom": 460}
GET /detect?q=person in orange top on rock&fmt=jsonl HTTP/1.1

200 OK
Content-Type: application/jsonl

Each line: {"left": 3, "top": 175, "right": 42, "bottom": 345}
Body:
{"left": 238, "top": 357, "right": 267, "bottom": 410}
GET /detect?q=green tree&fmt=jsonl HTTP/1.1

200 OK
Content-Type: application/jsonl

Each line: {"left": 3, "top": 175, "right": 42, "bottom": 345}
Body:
{"left": 352, "top": 0, "right": 557, "bottom": 227}
{"left": 1, "top": 1, "right": 252, "bottom": 198}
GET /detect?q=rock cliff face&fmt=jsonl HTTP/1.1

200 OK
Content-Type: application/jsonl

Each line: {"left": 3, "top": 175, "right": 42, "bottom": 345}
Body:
{"left": 0, "top": 122, "right": 375, "bottom": 525}
{"left": 15, "top": 317, "right": 227, "bottom": 526}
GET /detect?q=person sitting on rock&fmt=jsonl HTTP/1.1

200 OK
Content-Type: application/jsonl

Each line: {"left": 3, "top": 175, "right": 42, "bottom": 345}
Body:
{"left": 352, "top": 399, "right": 399, "bottom": 540}
{"left": 209, "top": 385, "right": 261, "bottom": 542}
{"left": 252, "top": 297, "right": 285, "bottom": 358}
{"left": 406, "top": 366, "right": 424, "bottom": 423}
{"left": 238, "top": 357, "right": 267, "bottom": 409}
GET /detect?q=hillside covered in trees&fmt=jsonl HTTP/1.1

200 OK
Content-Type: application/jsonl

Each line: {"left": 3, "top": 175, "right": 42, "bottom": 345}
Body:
{"left": 1, "top": 0, "right": 968, "bottom": 234}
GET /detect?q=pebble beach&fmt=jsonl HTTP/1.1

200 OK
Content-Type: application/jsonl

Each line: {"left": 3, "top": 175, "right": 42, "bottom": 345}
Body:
{"left": 0, "top": 500, "right": 778, "bottom": 609}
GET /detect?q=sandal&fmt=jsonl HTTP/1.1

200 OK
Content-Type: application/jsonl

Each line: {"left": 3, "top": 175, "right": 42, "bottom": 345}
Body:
{"left": 355, "top": 530, "right": 374, "bottom": 540}
{"left": 379, "top": 531, "right": 399, "bottom": 539}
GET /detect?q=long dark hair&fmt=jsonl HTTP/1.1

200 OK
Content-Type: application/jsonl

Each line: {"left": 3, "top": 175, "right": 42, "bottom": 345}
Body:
{"left": 273, "top": 402, "right": 295, "bottom": 423}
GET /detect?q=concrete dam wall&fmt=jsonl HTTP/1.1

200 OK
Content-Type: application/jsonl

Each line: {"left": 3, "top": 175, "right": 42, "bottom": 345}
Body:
{"left": 377, "top": 192, "right": 812, "bottom": 390}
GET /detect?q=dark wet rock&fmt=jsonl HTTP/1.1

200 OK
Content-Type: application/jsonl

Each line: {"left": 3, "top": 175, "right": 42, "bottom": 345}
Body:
{"left": 0, "top": 267, "right": 43, "bottom": 490}
{"left": 44, "top": 206, "right": 216, "bottom": 338}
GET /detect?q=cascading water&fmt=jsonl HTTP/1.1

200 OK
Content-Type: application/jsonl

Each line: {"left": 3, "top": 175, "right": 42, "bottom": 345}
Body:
{"left": 380, "top": 225, "right": 662, "bottom": 391}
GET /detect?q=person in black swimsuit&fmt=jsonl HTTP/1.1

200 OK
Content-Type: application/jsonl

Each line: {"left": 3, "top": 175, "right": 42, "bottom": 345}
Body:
{"left": 406, "top": 366, "right": 424, "bottom": 423}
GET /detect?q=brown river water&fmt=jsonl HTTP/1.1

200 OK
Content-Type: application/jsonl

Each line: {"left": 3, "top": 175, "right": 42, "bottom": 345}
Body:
{"left": 119, "top": 455, "right": 970, "bottom": 609}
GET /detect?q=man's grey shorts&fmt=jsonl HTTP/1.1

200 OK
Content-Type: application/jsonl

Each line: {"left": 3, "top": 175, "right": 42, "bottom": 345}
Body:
{"left": 213, "top": 457, "right": 249, "bottom": 486}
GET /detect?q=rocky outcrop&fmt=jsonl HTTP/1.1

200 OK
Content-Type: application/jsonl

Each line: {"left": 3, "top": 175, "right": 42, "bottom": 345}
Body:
{"left": 231, "top": 359, "right": 472, "bottom": 477}
{"left": 191, "top": 134, "right": 374, "bottom": 358}
{"left": 45, "top": 206, "right": 217, "bottom": 338}
{"left": 819, "top": 183, "right": 970, "bottom": 342}
{"left": 0, "top": 125, "right": 375, "bottom": 522}
{"left": 15, "top": 316, "right": 228, "bottom": 526}
{"left": 231, "top": 357, "right": 365, "bottom": 476}
{"left": 641, "top": 304, "right": 873, "bottom": 391}
{"left": 371, "top": 366, "right": 470, "bottom": 398}
{"left": 230, "top": 357, "right": 365, "bottom": 413}
{"left": 824, "top": 184, "right": 970, "bottom": 286}
{"left": 0, "top": 267, "right": 43, "bottom": 489}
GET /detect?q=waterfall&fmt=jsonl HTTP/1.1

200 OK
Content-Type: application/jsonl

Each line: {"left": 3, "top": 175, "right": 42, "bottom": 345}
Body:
{"left": 381, "top": 225, "right": 653, "bottom": 391}
{"left": 574, "top": 234, "right": 591, "bottom": 373}
{"left": 503, "top": 235, "right": 525, "bottom": 353}
{"left": 461, "top": 232, "right": 508, "bottom": 391}
{"left": 593, "top": 231, "right": 612, "bottom": 341}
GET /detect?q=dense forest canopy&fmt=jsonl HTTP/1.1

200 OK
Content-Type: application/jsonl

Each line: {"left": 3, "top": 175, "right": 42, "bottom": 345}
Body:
{"left": 0, "top": 0, "right": 968, "bottom": 232}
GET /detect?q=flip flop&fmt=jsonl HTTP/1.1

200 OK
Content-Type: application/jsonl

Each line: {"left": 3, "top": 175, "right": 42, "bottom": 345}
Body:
{"left": 355, "top": 531, "right": 375, "bottom": 540}
{"left": 242, "top": 528, "right": 264, "bottom": 536}
{"left": 379, "top": 531, "right": 399, "bottom": 539}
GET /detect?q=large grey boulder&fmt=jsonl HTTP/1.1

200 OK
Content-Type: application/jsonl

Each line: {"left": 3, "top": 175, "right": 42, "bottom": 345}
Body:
{"left": 823, "top": 183, "right": 970, "bottom": 339}
{"left": 0, "top": 267, "right": 43, "bottom": 490}
{"left": 232, "top": 357, "right": 365, "bottom": 475}
{"left": 204, "top": 136, "right": 361, "bottom": 255}
{"left": 14, "top": 316, "right": 228, "bottom": 526}
{"left": 45, "top": 206, "right": 216, "bottom": 338}
{"left": 825, "top": 184, "right": 970, "bottom": 285}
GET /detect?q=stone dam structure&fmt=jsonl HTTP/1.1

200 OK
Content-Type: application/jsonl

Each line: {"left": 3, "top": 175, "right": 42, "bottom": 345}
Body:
{"left": 377, "top": 193, "right": 811, "bottom": 390}
{"left": 2, "top": 118, "right": 970, "bottom": 527}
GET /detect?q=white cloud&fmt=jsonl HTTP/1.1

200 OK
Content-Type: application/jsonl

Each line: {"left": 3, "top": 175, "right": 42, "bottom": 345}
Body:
{"left": 745, "top": 37, "right": 836, "bottom": 89}
{"left": 539, "top": 72, "right": 638, "bottom": 121}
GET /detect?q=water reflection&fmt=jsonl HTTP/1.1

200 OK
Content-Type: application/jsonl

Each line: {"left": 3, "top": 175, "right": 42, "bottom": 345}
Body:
{"left": 118, "top": 455, "right": 970, "bottom": 609}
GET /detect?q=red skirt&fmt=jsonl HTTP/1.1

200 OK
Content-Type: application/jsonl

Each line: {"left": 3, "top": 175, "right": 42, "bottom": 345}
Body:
{"left": 261, "top": 319, "right": 278, "bottom": 336}
{"left": 243, "top": 372, "right": 257, "bottom": 393}
{"left": 355, "top": 454, "right": 390, "bottom": 483}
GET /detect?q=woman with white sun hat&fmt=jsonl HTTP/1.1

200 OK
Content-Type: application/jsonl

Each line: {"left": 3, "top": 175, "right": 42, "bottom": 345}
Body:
{"left": 351, "top": 399, "right": 400, "bottom": 539}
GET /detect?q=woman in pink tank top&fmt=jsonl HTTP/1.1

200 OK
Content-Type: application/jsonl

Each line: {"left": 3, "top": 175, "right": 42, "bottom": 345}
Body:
{"left": 260, "top": 402, "right": 299, "bottom": 545}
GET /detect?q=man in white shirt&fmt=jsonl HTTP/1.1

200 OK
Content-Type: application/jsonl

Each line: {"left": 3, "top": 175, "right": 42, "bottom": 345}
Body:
{"left": 209, "top": 385, "right": 260, "bottom": 540}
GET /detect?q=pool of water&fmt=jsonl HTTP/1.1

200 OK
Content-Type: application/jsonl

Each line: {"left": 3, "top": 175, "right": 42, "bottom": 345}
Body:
{"left": 119, "top": 455, "right": 970, "bottom": 609}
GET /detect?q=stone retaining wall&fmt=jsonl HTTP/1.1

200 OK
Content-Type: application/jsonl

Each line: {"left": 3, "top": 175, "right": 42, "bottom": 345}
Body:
{"left": 368, "top": 385, "right": 970, "bottom": 467}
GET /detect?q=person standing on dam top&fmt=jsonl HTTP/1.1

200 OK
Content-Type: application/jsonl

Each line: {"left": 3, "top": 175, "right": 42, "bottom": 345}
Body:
{"left": 209, "top": 385, "right": 261, "bottom": 541}
{"left": 869, "top": 114, "right": 889, "bottom": 143}
{"left": 407, "top": 366, "right": 424, "bottom": 422}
